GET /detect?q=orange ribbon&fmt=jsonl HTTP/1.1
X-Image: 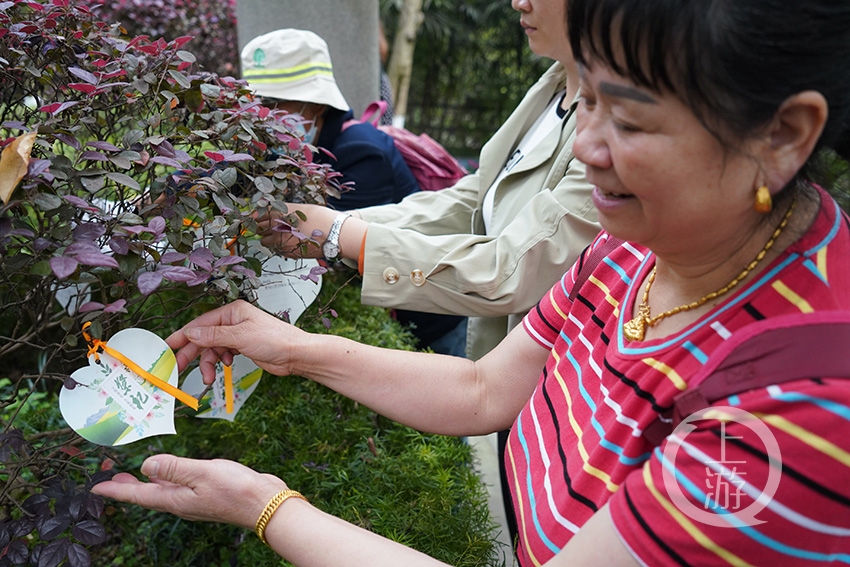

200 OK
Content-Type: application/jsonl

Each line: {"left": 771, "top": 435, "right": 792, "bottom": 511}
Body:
{"left": 223, "top": 363, "right": 234, "bottom": 414}
{"left": 82, "top": 323, "right": 199, "bottom": 411}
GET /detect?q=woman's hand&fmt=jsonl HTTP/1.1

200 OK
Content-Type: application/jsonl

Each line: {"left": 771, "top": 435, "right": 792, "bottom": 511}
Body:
{"left": 91, "top": 454, "right": 286, "bottom": 530}
{"left": 166, "top": 300, "right": 305, "bottom": 384}
{"left": 257, "top": 203, "right": 333, "bottom": 258}
{"left": 257, "top": 203, "right": 367, "bottom": 263}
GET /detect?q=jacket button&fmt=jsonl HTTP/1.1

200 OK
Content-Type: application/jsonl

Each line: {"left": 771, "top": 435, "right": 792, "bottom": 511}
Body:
{"left": 410, "top": 269, "right": 426, "bottom": 287}
{"left": 383, "top": 267, "right": 400, "bottom": 284}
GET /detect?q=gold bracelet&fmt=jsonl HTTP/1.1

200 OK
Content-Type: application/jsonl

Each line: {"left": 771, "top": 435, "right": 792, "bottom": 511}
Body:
{"left": 255, "top": 489, "right": 308, "bottom": 546}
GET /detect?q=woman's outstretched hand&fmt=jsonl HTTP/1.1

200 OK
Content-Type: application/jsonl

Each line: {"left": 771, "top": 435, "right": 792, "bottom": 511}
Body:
{"left": 166, "top": 300, "right": 305, "bottom": 384}
{"left": 91, "top": 454, "right": 286, "bottom": 530}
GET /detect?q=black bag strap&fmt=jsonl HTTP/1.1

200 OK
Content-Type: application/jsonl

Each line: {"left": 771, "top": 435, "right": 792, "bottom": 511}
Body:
{"left": 643, "top": 311, "right": 850, "bottom": 445}
{"left": 568, "top": 235, "right": 624, "bottom": 302}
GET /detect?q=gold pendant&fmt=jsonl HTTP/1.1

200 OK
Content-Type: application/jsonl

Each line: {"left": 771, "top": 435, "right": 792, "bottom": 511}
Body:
{"left": 623, "top": 316, "right": 646, "bottom": 342}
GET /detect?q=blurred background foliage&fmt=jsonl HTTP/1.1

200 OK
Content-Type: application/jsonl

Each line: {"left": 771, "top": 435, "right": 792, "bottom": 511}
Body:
{"left": 87, "top": 0, "right": 550, "bottom": 159}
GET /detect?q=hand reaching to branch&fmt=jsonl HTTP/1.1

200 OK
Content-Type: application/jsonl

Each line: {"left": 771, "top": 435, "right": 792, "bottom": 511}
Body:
{"left": 165, "top": 300, "right": 305, "bottom": 384}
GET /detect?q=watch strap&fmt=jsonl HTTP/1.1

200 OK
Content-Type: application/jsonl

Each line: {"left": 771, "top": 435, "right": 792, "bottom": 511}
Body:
{"left": 322, "top": 212, "right": 351, "bottom": 261}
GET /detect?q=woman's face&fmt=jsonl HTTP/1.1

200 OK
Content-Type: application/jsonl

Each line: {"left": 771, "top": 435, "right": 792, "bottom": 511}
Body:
{"left": 572, "top": 61, "right": 763, "bottom": 259}
{"left": 512, "top": 0, "right": 569, "bottom": 61}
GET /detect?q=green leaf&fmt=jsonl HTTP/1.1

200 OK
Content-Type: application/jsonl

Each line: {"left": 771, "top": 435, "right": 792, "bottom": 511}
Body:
{"left": 106, "top": 172, "right": 141, "bottom": 191}
{"left": 88, "top": 320, "right": 103, "bottom": 340}
{"left": 184, "top": 88, "right": 204, "bottom": 113}
{"left": 214, "top": 167, "right": 237, "bottom": 188}
{"left": 117, "top": 212, "right": 144, "bottom": 225}
{"left": 244, "top": 256, "right": 262, "bottom": 277}
{"left": 33, "top": 193, "right": 62, "bottom": 211}
{"left": 80, "top": 175, "right": 105, "bottom": 193}
{"left": 176, "top": 50, "right": 196, "bottom": 63}
{"left": 254, "top": 176, "right": 274, "bottom": 194}
{"left": 109, "top": 155, "right": 132, "bottom": 170}
{"left": 30, "top": 260, "right": 52, "bottom": 276}
{"left": 168, "top": 70, "right": 192, "bottom": 89}
{"left": 200, "top": 84, "right": 220, "bottom": 99}
{"left": 122, "top": 129, "right": 145, "bottom": 147}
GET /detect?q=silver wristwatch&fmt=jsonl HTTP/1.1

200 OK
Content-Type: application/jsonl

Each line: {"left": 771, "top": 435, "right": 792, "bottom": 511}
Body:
{"left": 322, "top": 213, "right": 351, "bottom": 262}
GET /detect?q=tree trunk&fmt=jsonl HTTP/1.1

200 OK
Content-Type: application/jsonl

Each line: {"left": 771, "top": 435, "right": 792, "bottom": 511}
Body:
{"left": 387, "top": 0, "right": 423, "bottom": 128}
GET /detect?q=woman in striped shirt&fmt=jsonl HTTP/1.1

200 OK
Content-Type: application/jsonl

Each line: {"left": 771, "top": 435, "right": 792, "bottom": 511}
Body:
{"left": 94, "top": 0, "right": 850, "bottom": 565}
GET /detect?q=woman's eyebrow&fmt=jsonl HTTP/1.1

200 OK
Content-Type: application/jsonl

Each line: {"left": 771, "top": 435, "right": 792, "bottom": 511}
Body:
{"left": 599, "top": 81, "right": 658, "bottom": 104}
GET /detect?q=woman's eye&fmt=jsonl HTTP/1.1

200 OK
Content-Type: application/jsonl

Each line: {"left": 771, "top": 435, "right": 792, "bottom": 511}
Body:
{"left": 614, "top": 121, "right": 640, "bottom": 133}
{"left": 579, "top": 95, "right": 596, "bottom": 109}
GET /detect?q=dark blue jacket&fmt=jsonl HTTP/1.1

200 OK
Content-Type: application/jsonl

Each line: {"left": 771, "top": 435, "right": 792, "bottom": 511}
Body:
{"left": 317, "top": 108, "right": 419, "bottom": 210}
{"left": 317, "top": 109, "right": 465, "bottom": 352}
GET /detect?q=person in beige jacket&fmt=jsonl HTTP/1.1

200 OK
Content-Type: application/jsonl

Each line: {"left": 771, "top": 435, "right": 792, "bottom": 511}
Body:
{"left": 261, "top": 0, "right": 599, "bottom": 361}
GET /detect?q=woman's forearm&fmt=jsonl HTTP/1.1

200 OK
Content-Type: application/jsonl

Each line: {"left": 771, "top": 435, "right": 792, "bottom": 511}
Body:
{"left": 266, "top": 498, "right": 451, "bottom": 567}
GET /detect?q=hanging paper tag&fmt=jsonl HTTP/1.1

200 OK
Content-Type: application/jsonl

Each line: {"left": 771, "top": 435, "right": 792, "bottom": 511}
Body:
{"left": 181, "top": 355, "right": 262, "bottom": 421}
{"left": 252, "top": 256, "right": 322, "bottom": 323}
{"left": 59, "top": 328, "right": 185, "bottom": 446}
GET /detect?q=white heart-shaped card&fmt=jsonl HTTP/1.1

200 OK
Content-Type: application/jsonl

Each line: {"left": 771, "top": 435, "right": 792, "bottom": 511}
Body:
{"left": 59, "top": 328, "right": 179, "bottom": 446}
{"left": 181, "top": 355, "right": 263, "bottom": 421}
{"left": 252, "top": 256, "right": 322, "bottom": 323}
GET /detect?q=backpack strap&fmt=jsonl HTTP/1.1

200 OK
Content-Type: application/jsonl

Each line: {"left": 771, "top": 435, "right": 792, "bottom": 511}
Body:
{"left": 643, "top": 311, "right": 850, "bottom": 445}
{"left": 568, "top": 235, "right": 625, "bottom": 302}
{"left": 358, "top": 100, "right": 388, "bottom": 126}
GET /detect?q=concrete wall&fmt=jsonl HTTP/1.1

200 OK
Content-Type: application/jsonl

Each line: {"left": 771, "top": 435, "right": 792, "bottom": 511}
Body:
{"left": 236, "top": 0, "right": 380, "bottom": 116}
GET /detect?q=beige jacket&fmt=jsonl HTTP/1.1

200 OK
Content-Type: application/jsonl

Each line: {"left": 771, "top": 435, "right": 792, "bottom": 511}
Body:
{"left": 357, "top": 63, "right": 599, "bottom": 359}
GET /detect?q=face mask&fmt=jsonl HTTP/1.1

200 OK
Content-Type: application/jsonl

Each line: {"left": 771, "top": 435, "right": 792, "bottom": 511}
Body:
{"left": 301, "top": 123, "right": 317, "bottom": 145}
{"left": 292, "top": 102, "right": 317, "bottom": 144}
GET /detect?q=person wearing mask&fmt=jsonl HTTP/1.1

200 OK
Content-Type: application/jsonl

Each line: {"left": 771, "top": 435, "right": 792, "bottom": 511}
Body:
{"left": 243, "top": 28, "right": 466, "bottom": 355}
{"left": 96, "top": 1, "right": 850, "bottom": 565}
{"left": 259, "top": 0, "right": 600, "bottom": 363}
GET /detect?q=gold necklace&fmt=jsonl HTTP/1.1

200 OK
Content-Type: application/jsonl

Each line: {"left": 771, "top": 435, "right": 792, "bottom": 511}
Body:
{"left": 623, "top": 197, "right": 797, "bottom": 342}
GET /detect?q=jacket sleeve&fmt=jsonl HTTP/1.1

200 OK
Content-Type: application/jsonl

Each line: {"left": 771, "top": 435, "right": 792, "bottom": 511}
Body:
{"left": 359, "top": 158, "right": 600, "bottom": 317}
{"left": 355, "top": 168, "right": 482, "bottom": 236}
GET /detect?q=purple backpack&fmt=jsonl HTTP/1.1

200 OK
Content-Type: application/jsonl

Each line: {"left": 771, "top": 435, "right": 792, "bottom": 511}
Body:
{"left": 343, "top": 101, "right": 467, "bottom": 192}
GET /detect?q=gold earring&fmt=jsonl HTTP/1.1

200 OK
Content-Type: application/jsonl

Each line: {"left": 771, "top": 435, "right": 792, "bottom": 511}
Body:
{"left": 754, "top": 185, "right": 772, "bottom": 214}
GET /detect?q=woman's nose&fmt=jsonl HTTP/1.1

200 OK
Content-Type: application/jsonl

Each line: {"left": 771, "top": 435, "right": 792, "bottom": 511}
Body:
{"left": 573, "top": 110, "right": 612, "bottom": 170}
{"left": 512, "top": 0, "right": 530, "bottom": 12}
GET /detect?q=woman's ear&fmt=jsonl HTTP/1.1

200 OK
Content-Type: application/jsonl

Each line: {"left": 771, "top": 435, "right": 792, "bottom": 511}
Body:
{"left": 763, "top": 91, "right": 828, "bottom": 191}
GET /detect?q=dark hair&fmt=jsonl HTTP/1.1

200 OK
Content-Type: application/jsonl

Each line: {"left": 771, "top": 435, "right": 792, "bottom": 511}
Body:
{"left": 567, "top": 0, "right": 850, "bottom": 181}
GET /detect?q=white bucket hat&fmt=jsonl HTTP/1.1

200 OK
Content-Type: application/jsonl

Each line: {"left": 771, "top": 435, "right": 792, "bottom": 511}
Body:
{"left": 241, "top": 29, "right": 350, "bottom": 112}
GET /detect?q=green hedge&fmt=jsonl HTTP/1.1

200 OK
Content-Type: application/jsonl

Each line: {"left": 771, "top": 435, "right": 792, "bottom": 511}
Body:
{"left": 96, "top": 276, "right": 504, "bottom": 566}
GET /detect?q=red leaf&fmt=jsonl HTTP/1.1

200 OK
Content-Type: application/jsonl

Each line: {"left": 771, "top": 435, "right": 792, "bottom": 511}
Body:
{"left": 103, "top": 299, "right": 127, "bottom": 313}
{"left": 78, "top": 302, "right": 105, "bottom": 313}
{"left": 39, "top": 101, "right": 79, "bottom": 115}
{"left": 97, "top": 69, "right": 126, "bottom": 80}
{"left": 127, "top": 35, "right": 149, "bottom": 49}
{"left": 172, "top": 36, "right": 194, "bottom": 49}
{"left": 60, "top": 445, "right": 84, "bottom": 458}
{"left": 100, "top": 458, "right": 115, "bottom": 471}
{"left": 67, "top": 83, "right": 97, "bottom": 94}
{"left": 136, "top": 44, "right": 159, "bottom": 54}
{"left": 204, "top": 151, "right": 224, "bottom": 162}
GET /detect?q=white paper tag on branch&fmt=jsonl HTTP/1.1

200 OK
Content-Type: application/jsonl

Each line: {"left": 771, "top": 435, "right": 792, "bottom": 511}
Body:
{"left": 59, "top": 328, "right": 178, "bottom": 446}
{"left": 181, "top": 355, "right": 262, "bottom": 421}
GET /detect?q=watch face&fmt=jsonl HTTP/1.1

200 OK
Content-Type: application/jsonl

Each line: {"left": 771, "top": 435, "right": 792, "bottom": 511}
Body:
{"left": 323, "top": 241, "right": 339, "bottom": 260}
